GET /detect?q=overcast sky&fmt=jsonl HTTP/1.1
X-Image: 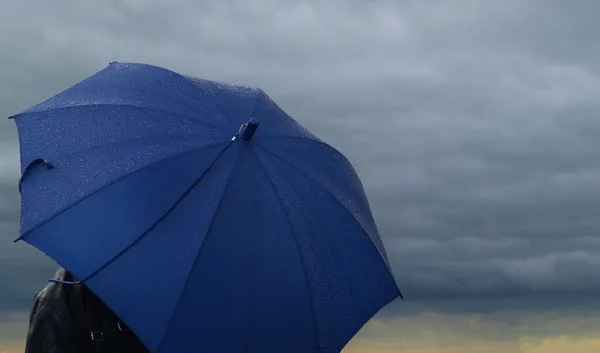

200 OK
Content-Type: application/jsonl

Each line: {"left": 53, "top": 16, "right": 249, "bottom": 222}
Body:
{"left": 1, "top": 0, "right": 600, "bottom": 351}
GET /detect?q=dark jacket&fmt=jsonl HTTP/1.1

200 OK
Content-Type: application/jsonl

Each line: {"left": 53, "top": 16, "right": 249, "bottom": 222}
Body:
{"left": 24, "top": 268, "right": 149, "bottom": 353}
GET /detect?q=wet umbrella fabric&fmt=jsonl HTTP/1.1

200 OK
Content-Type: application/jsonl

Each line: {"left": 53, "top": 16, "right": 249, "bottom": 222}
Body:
{"left": 11, "top": 62, "right": 401, "bottom": 353}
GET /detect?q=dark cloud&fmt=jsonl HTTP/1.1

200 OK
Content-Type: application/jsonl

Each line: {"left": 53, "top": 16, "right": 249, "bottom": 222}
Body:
{"left": 1, "top": 0, "right": 600, "bottom": 314}
{"left": 0, "top": 221, "right": 57, "bottom": 311}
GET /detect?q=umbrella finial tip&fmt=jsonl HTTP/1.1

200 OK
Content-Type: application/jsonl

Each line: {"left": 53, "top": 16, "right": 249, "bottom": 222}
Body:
{"left": 241, "top": 119, "right": 260, "bottom": 141}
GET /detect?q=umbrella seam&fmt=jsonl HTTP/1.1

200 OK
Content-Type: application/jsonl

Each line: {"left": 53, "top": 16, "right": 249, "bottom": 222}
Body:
{"left": 258, "top": 134, "right": 327, "bottom": 145}
{"left": 255, "top": 144, "right": 387, "bottom": 261}
{"left": 249, "top": 148, "right": 323, "bottom": 353}
{"left": 11, "top": 103, "right": 227, "bottom": 132}
{"left": 34, "top": 134, "right": 212, "bottom": 170}
{"left": 255, "top": 147, "right": 366, "bottom": 322}
{"left": 160, "top": 66, "right": 238, "bottom": 127}
{"left": 71, "top": 140, "right": 235, "bottom": 286}
{"left": 179, "top": 75, "right": 240, "bottom": 126}
{"left": 258, "top": 136, "right": 346, "bottom": 163}
{"left": 255, "top": 145, "right": 402, "bottom": 299}
{"left": 16, "top": 141, "right": 230, "bottom": 241}
{"left": 155, "top": 143, "right": 242, "bottom": 352}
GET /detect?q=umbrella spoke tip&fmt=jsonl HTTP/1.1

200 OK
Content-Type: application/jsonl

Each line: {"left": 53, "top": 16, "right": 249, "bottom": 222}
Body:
{"left": 48, "top": 278, "right": 83, "bottom": 285}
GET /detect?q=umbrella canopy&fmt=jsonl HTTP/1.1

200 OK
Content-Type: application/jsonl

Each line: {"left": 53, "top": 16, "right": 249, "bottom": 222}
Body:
{"left": 11, "top": 62, "right": 401, "bottom": 353}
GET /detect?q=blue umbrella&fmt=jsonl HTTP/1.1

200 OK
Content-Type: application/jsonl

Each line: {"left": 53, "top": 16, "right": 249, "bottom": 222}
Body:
{"left": 11, "top": 62, "right": 401, "bottom": 353}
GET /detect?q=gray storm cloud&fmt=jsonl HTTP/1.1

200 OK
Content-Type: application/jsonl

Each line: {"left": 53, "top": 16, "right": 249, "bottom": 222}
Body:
{"left": 1, "top": 0, "right": 599, "bottom": 313}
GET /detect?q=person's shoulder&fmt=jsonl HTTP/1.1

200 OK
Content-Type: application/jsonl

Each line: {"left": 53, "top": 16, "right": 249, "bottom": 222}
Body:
{"left": 25, "top": 268, "right": 89, "bottom": 352}
{"left": 33, "top": 267, "right": 87, "bottom": 322}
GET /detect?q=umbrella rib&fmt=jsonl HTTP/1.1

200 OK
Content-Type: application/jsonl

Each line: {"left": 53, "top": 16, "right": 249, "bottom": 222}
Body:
{"left": 45, "top": 133, "right": 211, "bottom": 167}
{"left": 180, "top": 75, "right": 237, "bottom": 126}
{"left": 259, "top": 136, "right": 347, "bottom": 161}
{"left": 160, "top": 66, "right": 240, "bottom": 127}
{"left": 253, "top": 147, "right": 364, "bottom": 319}
{"left": 15, "top": 141, "right": 229, "bottom": 241}
{"left": 249, "top": 148, "right": 323, "bottom": 353}
{"left": 256, "top": 145, "right": 403, "bottom": 299}
{"left": 155, "top": 146, "right": 242, "bottom": 352}
{"left": 12, "top": 103, "right": 227, "bottom": 131}
{"left": 259, "top": 135, "right": 328, "bottom": 145}
{"left": 71, "top": 140, "right": 236, "bottom": 287}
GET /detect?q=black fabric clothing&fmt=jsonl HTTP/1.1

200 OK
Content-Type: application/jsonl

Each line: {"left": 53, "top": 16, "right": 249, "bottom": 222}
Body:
{"left": 24, "top": 268, "right": 149, "bottom": 353}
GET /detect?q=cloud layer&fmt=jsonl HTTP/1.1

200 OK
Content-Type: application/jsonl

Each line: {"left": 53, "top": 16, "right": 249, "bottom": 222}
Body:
{"left": 1, "top": 0, "right": 600, "bottom": 314}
